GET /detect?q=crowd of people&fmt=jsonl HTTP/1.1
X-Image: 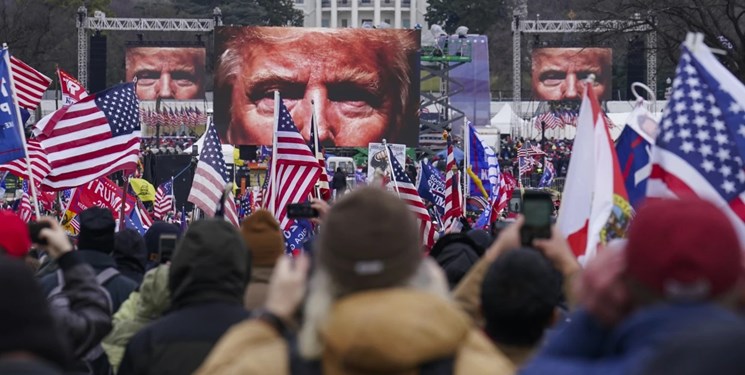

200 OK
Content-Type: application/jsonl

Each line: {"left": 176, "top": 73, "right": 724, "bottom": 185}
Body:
{"left": 1, "top": 184, "right": 743, "bottom": 375}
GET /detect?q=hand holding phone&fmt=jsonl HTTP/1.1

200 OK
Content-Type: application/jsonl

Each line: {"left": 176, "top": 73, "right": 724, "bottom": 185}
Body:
{"left": 28, "top": 221, "right": 52, "bottom": 245}
{"left": 520, "top": 191, "right": 553, "bottom": 246}
{"left": 287, "top": 203, "right": 319, "bottom": 219}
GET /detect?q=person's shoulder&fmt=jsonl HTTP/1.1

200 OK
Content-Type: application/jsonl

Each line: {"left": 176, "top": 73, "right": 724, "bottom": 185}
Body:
{"left": 38, "top": 271, "right": 59, "bottom": 294}
{"left": 455, "top": 329, "right": 516, "bottom": 375}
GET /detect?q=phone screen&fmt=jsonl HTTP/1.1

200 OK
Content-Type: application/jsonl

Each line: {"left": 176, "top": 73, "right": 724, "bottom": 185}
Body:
{"left": 159, "top": 234, "right": 178, "bottom": 264}
{"left": 523, "top": 199, "right": 552, "bottom": 227}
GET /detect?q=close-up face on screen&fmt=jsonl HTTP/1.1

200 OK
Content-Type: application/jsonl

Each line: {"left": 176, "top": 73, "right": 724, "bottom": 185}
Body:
{"left": 531, "top": 47, "right": 612, "bottom": 101}
{"left": 125, "top": 46, "right": 206, "bottom": 101}
{"left": 213, "top": 26, "right": 421, "bottom": 147}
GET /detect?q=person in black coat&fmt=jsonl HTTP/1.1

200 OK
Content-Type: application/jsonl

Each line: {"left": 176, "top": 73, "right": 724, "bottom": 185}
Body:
{"left": 40, "top": 207, "right": 138, "bottom": 314}
{"left": 113, "top": 229, "right": 148, "bottom": 285}
{"left": 118, "top": 219, "right": 252, "bottom": 375}
{"left": 331, "top": 167, "right": 348, "bottom": 199}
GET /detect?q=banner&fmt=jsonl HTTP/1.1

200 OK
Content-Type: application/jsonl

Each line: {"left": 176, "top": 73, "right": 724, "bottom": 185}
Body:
{"left": 0, "top": 50, "right": 26, "bottom": 165}
{"left": 367, "top": 142, "right": 406, "bottom": 183}
{"left": 416, "top": 161, "right": 445, "bottom": 215}
{"left": 66, "top": 177, "right": 136, "bottom": 219}
{"left": 129, "top": 178, "right": 156, "bottom": 202}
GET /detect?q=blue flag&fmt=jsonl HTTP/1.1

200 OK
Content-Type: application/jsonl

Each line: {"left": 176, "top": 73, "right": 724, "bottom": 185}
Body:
{"left": 467, "top": 123, "right": 500, "bottom": 197}
{"left": 126, "top": 209, "right": 147, "bottom": 235}
{"left": 416, "top": 160, "right": 445, "bottom": 215}
{"left": 0, "top": 50, "right": 27, "bottom": 164}
{"left": 283, "top": 218, "right": 313, "bottom": 255}
{"left": 539, "top": 159, "right": 555, "bottom": 188}
{"left": 615, "top": 106, "right": 655, "bottom": 209}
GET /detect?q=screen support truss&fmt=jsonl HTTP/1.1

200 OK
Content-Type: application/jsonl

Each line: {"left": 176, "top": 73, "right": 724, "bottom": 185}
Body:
{"left": 510, "top": 16, "right": 657, "bottom": 137}
{"left": 76, "top": 6, "right": 223, "bottom": 87}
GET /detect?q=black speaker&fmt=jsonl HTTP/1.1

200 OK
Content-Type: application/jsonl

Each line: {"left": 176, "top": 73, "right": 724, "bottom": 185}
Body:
{"left": 89, "top": 33, "right": 107, "bottom": 93}
{"left": 239, "top": 145, "right": 258, "bottom": 160}
{"left": 145, "top": 154, "right": 196, "bottom": 211}
{"left": 626, "top": 37, "right": 646, "bottom": 100}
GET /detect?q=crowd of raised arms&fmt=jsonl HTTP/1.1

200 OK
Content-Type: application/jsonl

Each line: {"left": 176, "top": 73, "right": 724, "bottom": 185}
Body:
{"left": 0, "top": 186, "right": 743, "bottom": 375}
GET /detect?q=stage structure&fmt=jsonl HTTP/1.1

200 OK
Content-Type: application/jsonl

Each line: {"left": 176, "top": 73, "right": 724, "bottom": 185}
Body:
{"left": 419, "top": 37, "right": 473, "bottom": 136}
{"left": 75, "top": 6, "right": 223, "bottom": 88}
{"left": 511, "top": 11, "right": 657, "bottom": 137}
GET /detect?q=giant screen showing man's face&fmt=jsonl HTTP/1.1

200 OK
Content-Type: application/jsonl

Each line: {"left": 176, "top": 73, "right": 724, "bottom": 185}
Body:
{"left": 125, "top": 46, "right": 206, "bottom": 100}
{"left": 531, "top": 48, "right": 612, "bottom": 101}
{"left": 213, "top": 27, "right": 421, "bottom": 147}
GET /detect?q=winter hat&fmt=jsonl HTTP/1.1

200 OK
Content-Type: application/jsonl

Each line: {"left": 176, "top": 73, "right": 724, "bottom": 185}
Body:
{"left": 0, "top": 210, "right": 31, "bottom": 258}
{"left": 466, "top": 229, "right": 493, "bottom": 256}
{"left": 318, "top": 187, "right": 422, "bottom": 292}
{"left": 241, "top": 210, "right": 283, "bottom": 267}
{"left": 77, "top": 207, "right": 116, "bottom": 253}
{"left": 626, "top": 198, "right": 742, "bottom": 300}
{"left": 0, "top": 258, "right": 69, "bottom": 368}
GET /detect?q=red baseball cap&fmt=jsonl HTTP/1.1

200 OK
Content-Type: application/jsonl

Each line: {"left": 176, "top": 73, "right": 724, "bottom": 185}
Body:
{"left": 625, "top": 198, "right": 742, "bottom": 300}
{"left": 0, "top": 210, "right": 31, "bottom": 258}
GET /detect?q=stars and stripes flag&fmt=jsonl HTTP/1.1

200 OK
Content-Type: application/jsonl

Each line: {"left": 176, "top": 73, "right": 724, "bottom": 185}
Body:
{"left": 57, "top": 67, "right": 88, "bottom": 105}
{"left": 153, "top": 179, "right": 174, "bottom": 220}
{"left": 518, "top": 141, "right": 540, "bottom": 175}
{"left": 539, "top": 158, "right": 556, "bottom": 188}
{"left": 0, "top": 138, "right": 51, "bottom": 184}
{"left": 239, "top": 188, "right": 252, "bottom": 220}
{"left": 187, "top": 118, "right": 239, "bottom": 227}
{"left": 535, "top": 111, "right": 561, "bottom": 129}
{"left": 265, "top": 96, "right": 322, "bottom": 231}
{"left": 387, "top": 145, "right": 435, "bottom": 249}
{"left": 33, "top": 82, "right": 141, "bottom": 190}
{"left": 309, "top": 111, "right": 331, "bottom": 201}
{"left": 442, "top": 133, "right": 462, "bottom": 230}
{"left": 9, "top": 55, "right": 51, "bottom": 110}
{"left": 648, "top": 41, "right": 745, "bottom": 242}
{"left": 17, "top": 180, "right": 34, "bottom": 222}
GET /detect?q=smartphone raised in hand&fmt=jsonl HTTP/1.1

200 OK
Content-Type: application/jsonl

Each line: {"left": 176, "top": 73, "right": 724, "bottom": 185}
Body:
{"left": 287, "top": 203, "right": 319, "bottom": 219}
{"left": 28, "top": 221, "right": 52, "bottom": 245}
{"left": 520, "top": 191, "right": 553, "bottom": 246}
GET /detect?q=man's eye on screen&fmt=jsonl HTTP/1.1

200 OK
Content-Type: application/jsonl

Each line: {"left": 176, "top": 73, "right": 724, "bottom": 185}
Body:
{"left": 577, "top": 72, "right": 601, "bottom": 85}
{"left": 250, "top": 86, "right": 304, "bottom": 113}
{"left": 328, "top": 85, "right": 379, "bottom": 112}
{"left": 539, "top": 72, "right": 566, "bottom": 87}
{"left": 136, "top": 71, "right": 160, "bottom": 86}
{"left": 171, "top": 72, "right": 197, "bottom": 87}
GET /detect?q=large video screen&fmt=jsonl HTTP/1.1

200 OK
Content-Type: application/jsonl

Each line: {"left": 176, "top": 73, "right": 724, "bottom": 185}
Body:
{"left": 531, "top": 48, "right": 612, "bottom": 101}
{"left": 125, "top": 46, "right": 206, "bottom": 100}
{"left": 213, "top": 26, "right": 421, "bottom": 147}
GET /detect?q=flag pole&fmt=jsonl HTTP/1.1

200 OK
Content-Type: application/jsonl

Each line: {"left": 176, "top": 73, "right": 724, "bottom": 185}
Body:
{"left": 3, "top": 44, "right": 41, "bottom": 219}
{"left": 170, "top": 176, "right": 176, "bottom": 218}
{"left": 119, "top": 174, "right": 129, "bottom": 231}
{"left": 382, "top": 139, "right": 400, "bottom": 196}
{"left": 462, "top": 117, "right": 469, "bottom": 216}
{"left": 311, "top": 99, "right": 321, "bottom": 199}
{"left": 268, "top": 90, "right": 280, "bottom": 215}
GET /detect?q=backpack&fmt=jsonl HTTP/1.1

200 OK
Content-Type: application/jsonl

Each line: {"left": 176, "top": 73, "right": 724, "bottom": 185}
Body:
{"left": 48, "top": 267, "right": 120, "bottom": 375}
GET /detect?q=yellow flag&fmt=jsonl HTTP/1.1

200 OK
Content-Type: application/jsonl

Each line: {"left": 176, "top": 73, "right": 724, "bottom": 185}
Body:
{"left": 129, "top": 178, "right": 156, "bottom": 202}
{"left": 467, "top": 167, "right": 489, "bottom": 198}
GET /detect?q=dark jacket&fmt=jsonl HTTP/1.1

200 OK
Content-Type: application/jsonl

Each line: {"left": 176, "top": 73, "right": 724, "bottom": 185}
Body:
{"left": 48, "top": 252, "right": 113, "bottom": 360}
{"left": 118, "top": 219, "right": 252, "bottom": 375}
{"left": 113, "top": 229, "right": 148, "bottom": 285}
{"left": 0, "top": 359, "right": 63, "bottom": 375}
{"left": 331, "top": 171, "right": 347, "bottom": 190}
{"left": 520, "top": 303, "right": 743, "bottom": 375}
{"left": 40, "top": 250, "right": 139, "bottom": 314}
{"left": 430, "top": 233, "right": 481, "bottom": 289}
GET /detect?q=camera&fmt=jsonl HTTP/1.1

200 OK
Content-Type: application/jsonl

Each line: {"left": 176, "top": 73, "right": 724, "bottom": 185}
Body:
{"left": 287, "top": 202, "right": 319, "bottom": 219}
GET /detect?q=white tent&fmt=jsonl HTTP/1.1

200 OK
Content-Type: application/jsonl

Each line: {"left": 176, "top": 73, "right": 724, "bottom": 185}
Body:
{"left": 193, "top": 128, "right": 235, "bottom": 165}
{"left": 490, "top": 105, "right": 524, "bottom": 134}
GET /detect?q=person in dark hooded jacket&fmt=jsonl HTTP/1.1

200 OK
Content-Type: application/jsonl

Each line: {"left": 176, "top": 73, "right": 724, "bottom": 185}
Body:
{"left": 118, "top": 219, "right": 252, "bottom": 375}
{"left": 40, "top": 207, "right": 138, "bottom": 314}
{"left": 143, "top": 222, "right": 181, "bottom": 270}
{"left": 113, "top": 229, "right": 148, "bottom": 285}
{"left": 430, "top": 233, "right": 482, "bottom": 289}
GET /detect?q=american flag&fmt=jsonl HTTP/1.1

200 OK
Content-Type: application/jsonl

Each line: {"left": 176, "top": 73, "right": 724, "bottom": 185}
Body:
{"left": 239, "top": 188, "right": 252, "bottom": 220}
{"left": 9, "top": 55, "right": 51, "bottom": 110}
{"left": 442, "top": 134, "right": 462, "bottom": 230}
{"left": 309, "top": 113, "right": 331, "bottom": 201}
{"left": 648, "top": 45, "right": 745, "bottom": 236}
{"left": 153, "top": 179, "right": 174, "bottom": 220}
{"left": 70, "top": 215, "right": 81, "bottom": 232}
{"left": 387, "top": 145, "right": 435, "bottom": 249}
{"left": 518, "top": 141, "right": 541, "bottom": 175}
{"left": 539, "top": 158, "right": 556, "bottom": 188}
{"left": 17, "top": 180, "right": 33, "bottom": 222}
{"left": 265, "top": 98, "right": 321, "bottom": 230}
{"left": 35, "top": 83, "right": 140, "bottom": 190}
{"left": 187, "top": 119, "right": 239, "bottom": 227}
{"left": 536, "top": 111, "right": 561, "bottom": 129}
{"left": 0, "top": 138, "right": 51, "bottom": 186}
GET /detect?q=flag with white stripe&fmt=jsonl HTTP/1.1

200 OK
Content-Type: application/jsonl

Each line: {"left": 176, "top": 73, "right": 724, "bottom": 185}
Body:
{"left": 387, "top": 145, "right": 435, "bottom": 249}
{"left": 9, "top": 55, "right": 51, "bottom": 110}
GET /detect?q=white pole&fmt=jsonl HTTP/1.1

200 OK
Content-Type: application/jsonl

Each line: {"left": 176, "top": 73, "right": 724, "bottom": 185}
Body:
{"left": 3, "top": 45, "right": 40, "bottom": 218}
{"left": 268, "top": 90, "right": 280, "bottom": 215}
{"left": 311, "top": 99, "right": 321, "bottom": 198}
{"left": 462, "top": 117, "right": 469, "bottom": 216}
{"left": 382, "top": 139, "right": 400, "bottom": 196}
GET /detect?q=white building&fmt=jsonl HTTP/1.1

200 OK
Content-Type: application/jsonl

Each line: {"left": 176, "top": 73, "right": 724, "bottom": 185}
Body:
{"left": 293, "top": 0, "right": 429, "bottom": 29}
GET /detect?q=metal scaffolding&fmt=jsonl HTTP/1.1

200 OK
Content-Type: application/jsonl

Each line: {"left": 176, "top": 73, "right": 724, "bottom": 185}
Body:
{"left": 510, "top": 16, "right": 657, "bottom": 136}
{"left": 76, "top": 6, "right": 223, "bottom": 87}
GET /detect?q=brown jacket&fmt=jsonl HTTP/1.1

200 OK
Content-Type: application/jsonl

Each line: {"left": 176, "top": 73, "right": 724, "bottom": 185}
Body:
{"left": 243, "top": 266, "right": 273, "bottom": 311}
{"left": 196, "top": 288, "right": 515, "bottom": 375}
